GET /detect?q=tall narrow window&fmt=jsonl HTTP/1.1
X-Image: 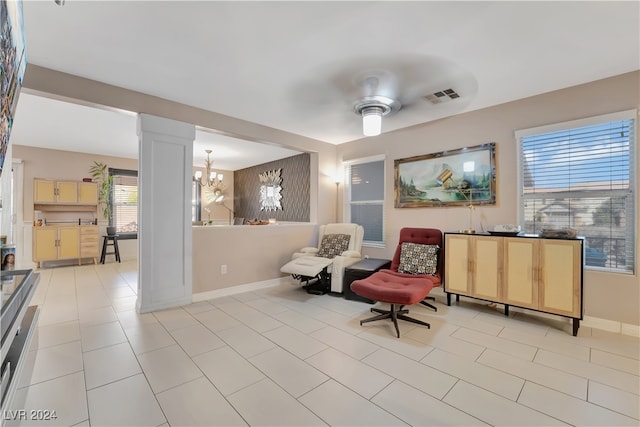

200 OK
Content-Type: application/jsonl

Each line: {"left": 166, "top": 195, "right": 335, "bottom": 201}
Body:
{"left": 109, "top": 168, "right": 138, "bottom": 237}
{"left": 516, "top": 110, "right": 636, "bottom": 273}
{"left": 344, "top": 156, "right": 385, "bottom": 246}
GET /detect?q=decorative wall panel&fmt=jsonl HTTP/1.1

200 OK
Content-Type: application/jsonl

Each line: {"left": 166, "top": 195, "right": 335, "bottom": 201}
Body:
{"left": 234, "top": 153, "right": 309, "bottom": 222}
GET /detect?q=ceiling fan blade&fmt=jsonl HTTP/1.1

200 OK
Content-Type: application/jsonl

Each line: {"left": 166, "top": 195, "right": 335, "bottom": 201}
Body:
{"left": 288, "top": 54, "right": 477, "bottom": 127}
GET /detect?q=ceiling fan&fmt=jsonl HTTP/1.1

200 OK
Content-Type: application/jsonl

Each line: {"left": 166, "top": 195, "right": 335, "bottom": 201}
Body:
{"left": 293, "top": 54, "right": 478, "bottom": 137}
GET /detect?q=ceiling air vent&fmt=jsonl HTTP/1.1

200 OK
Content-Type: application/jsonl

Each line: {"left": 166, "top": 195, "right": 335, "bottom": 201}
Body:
{"left": 424, "top": 88, "right": 460, "bottom": 104}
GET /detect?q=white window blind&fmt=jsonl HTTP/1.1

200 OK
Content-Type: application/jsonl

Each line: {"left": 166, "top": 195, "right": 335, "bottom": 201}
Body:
{"left": 345, "top": 157, "right": 385, "bottom": 245}
{"left": 110, "top": 171, "right": 138, "bottom": 234}
{"left": 517, "top": 112, "right": 635, "bottom": 273}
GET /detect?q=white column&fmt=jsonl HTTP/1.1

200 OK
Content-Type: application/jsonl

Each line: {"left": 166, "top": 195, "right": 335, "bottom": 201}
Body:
{"left": 136, "top": 114, "right": 195, "bottom": 313}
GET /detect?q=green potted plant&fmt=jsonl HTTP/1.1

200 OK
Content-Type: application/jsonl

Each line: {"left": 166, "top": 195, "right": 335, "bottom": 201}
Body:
{"left": 89, "top": 161, "right": 115, "bottom": 235}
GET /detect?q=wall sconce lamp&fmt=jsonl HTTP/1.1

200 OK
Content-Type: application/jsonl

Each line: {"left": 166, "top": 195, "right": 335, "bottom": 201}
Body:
{"left": 436, "top": 167, "right": 476, "bottom": 234}
{"left": 194, "top": 149, "right": 223, "bottom": 188}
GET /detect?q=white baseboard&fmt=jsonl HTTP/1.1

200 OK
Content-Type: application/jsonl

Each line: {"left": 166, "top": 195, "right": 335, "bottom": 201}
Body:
{"left": 621, "top": 323, "right": 640, "bottom": 337}
{"left": 192, "top": 277, "right": 287, "bottom": 303}
{"left": 582, "top": 315, "right": 640, "bottom": 337}
{"left": 137, "top": 296, "right": 193, "bottom": 314}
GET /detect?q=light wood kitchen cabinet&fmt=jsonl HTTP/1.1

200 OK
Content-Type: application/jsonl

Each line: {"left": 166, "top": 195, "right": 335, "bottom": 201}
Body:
{"left": 33, "top": 226, "right": 80, "bottom": 266}
{"left": 78, "top": 182, "right": 98, "bottom": 204}
{"left": 58, "top": 227, "right": 80, "bottom": 259}
{"left": 79, "top": 226, "right": 99, "bottom": 263}
{"left": 445, "top": 232, "right": 583, "bottom": 335}
{"left": 32, "top": 227, "right": 58, "bottom": 261}
{"left": 32, "top": 178, "right": 99, "bottom": 267}
{"left": 34, "top": 179, "right": 78, "bottom": 204}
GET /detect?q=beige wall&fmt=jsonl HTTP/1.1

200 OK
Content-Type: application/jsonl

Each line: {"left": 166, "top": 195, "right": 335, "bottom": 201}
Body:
{"left": 192, "top": 223, "right": 317, "bottom": 294}
{"left": 337, "top": 71, "right": 640, "bottom": 326}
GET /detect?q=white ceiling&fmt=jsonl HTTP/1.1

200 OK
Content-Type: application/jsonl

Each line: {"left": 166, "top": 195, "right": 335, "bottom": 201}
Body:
{"left": 12, "top": 92, "right": 301, "bottom": 171}
{"left": 11, "top": 1, "right": 640, "bottom": 169}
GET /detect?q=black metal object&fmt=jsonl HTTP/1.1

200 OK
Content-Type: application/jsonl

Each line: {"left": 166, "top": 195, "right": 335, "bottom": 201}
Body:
{"left": 293, "top": 267, "right": 330, "bottom": 295}
{"left": 419, "top": 297, "right": 438, "bottom": 312}
{"left": 360, "top": 304, "right": 431, "bottom": 338}
{"left": 343, "top": 258, "right": 391, "bottom": 303}
{"left": 100, "top": 235, "right": 121, "bottom": 264}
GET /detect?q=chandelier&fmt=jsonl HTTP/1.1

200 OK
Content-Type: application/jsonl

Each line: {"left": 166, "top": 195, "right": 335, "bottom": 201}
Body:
{"left": 194, "top": 149, "right": 223, "bottom": 189}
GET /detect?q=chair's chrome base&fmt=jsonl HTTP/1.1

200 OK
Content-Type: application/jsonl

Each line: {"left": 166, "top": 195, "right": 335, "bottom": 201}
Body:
{"left": 360, "top": 304, "right": 430, "bottom": 338}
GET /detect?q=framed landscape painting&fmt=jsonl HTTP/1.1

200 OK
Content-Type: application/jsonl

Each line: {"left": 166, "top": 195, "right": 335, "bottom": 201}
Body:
{"left": 394, "top": 143, "right": 496, "bottom": 208}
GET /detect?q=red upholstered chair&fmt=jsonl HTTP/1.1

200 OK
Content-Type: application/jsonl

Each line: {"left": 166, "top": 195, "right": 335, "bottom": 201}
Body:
{"left": 350, "top": 228, "right": 443, "bottom": 338}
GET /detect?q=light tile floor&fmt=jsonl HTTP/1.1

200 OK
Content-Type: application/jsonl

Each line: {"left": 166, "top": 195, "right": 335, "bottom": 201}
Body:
{"left": 5, "top": 261, "right": 639, "bottom": 426}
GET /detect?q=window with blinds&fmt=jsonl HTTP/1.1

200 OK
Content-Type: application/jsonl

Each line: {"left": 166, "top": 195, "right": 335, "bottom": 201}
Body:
{"left": 516, "top": 111, "right": 636, "bottom": 273}
{"left": 109, "top": 169, "right": 138, "bottom": 236}
{"left": 345, "top": 157, "right": 385, "bottom": 245}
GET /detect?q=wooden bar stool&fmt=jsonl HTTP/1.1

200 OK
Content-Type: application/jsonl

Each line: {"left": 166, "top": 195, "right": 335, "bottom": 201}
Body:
{"left": 100, "top": 234, "right": 121, "bottom": 264}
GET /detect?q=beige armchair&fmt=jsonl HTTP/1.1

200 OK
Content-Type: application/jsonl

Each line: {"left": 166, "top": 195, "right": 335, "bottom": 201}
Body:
{"left": 282, "top": 223, "right": 364, "bottom": 294}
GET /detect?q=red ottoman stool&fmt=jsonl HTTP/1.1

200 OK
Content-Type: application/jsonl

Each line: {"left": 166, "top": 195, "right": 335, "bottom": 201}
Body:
{"left": 351, "top": 270, "right": 434, "bottom": 338}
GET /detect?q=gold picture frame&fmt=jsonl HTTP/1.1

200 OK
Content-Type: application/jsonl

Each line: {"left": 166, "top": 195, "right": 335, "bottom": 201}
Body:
{"left": 394, "top": 143, "right": 496, "bottom": 208}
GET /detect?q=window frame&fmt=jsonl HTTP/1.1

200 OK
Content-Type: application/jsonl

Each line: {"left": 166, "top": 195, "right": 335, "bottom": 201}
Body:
{"left": 343, "top": 154, "right": 386, "bottom": 248}
{"left": 108, "top": 168, "right": 138, "bottom": 240}
{"left": 515, "top": 109, "right": 637, "bottom": 274}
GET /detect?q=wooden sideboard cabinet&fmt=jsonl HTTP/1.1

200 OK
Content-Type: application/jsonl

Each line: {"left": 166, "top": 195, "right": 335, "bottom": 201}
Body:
{"left": 444, "top": 232, "right": 583, "bottom": 336}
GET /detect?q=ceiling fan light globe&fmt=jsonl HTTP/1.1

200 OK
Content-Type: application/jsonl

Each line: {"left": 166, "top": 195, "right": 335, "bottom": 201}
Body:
{"left": 362, "top": 107, "right": 382, "bottom": 136}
